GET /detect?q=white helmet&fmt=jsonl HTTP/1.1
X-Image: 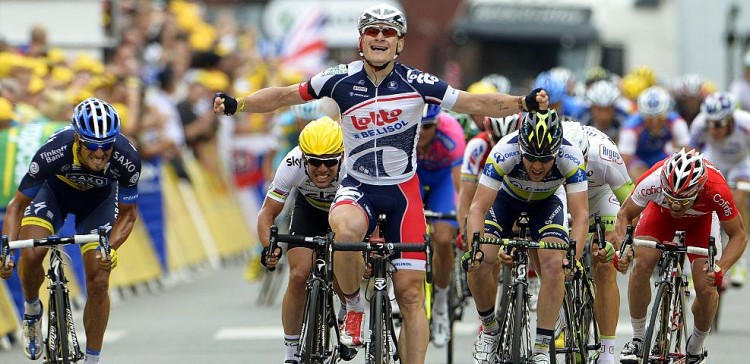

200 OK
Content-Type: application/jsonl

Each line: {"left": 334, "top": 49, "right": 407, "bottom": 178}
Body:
{"left": 291, "top": 100, "right": 325, "bottom": 120}
{"left": 481, "top": 74, "right": 511, "bottom": 94}
{"left": 637, "top": 86, "right": 672, "bottom": 117}
{"left": 358, "top": 3, "right": 407, "bottom": 36}
{"left": 483, "top": 114, "right": 519, "bottom": 142}
{"left": 586, "top": 80, "right": 620, "bottom": 107}
{"left": 661, "top": 148, "right": 708, "bottom": 199}
{"left": 701, "top": 92, "right": 736, "bottom": 121}
{"left": 562, "top": 119, "right": 589, "bottom": 158}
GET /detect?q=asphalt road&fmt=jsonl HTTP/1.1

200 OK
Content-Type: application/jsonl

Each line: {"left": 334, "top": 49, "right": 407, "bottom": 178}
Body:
{"left": 1, "top": 261, "right": 748, "bottom": 363}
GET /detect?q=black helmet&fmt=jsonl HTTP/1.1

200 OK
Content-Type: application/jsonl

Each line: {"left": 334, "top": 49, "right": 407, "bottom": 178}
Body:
{"left": 518, "top": 109, "right": 562, "bottom": 157}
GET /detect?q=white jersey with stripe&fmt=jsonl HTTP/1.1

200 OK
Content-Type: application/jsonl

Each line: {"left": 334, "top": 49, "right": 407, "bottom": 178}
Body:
{"left": 689, "top": 108, "right": 750, "bottom": 173}
{"left": 478, "top": 131, "right": 588, "bottom": 201}
{"left": 266, "top": 147, "right": 345, "bottom": 211}
{"left": 583, "top": 125, "right": 634, "bottom": 203}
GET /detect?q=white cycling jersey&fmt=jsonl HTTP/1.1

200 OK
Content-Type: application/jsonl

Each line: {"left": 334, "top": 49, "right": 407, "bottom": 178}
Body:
{"left": 266, "top": 147, "right": 345, "bottom": 211}
{"left": 582, "top": 126, "right": 635, "bottom": 203}
{"left": 690, "top": 108, "right": 750, "bottom": 184}
{"left": 460, "top": 132, "right": 492, "bottom": 182}
{"left": 479, "top": 131, "right": 588, "bottom": 201}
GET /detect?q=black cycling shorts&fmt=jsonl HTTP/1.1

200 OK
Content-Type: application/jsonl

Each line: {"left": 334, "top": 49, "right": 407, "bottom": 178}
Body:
{"left": 287, "top": 192, "right": 331, "bottom": 250}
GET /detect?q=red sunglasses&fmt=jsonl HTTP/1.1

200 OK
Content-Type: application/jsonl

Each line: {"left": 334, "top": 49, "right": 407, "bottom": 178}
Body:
{"left": 362, "top": 26, "right": 400, "bottom": 38}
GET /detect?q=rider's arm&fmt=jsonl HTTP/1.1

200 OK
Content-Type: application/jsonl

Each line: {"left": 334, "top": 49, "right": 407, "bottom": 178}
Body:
{"left": 450, "top": 164, "right": 461, "bottom": 200}
{"left": 257, "top": 197, "right": 286, "bottom": 249}
{"left": 218, "top": 84, "right": 305, "bottom": 114}
{"left": 613, "top": 196, "right": 646, "bottom": 249}
{"left": 719, "top": 215, "right": 748, "bottom": 273}
{"left": 457, "top": 180, "right": 477, "bottom": 238}
{"left": 1, "top": 191, "right": 33, "bottom": 240}
{"left": 567, "top": 190, "right": 589, "bottom": 259}
{"left": 108, "top": 202, "right": 137, "bottom": 251}
{"left": 451, "top": 90, "right": 546, "bottom": 118}
{"left": 466, "top": 184, "right": 497, "bottom": 240}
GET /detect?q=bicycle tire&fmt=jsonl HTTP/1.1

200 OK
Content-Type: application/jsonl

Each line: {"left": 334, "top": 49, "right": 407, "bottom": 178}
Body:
{"left": 670, "top": 277, "right": 689, "bottom": 359}
{"left": 368, "top": 292, "right": 388, "bottom": 364}
{"left": 579, "top": 279, "right": 600, "bottom": 363}
{"left": 556, "top": 283, "right": 578, "bottom": 364}
{"left": 299, "top": 279, "right": 324, "bottom": 364}
{"left": 643, "top": 283, "right": 671, "bottom": 364}
{"left": 52, "top": 282, "right": 71, "bottom": 364}
{"left": 495, "top": 266, "right": 512, "bottom": 336}
{"left": 511, "top": 283, "right": 531, "bottom": 364}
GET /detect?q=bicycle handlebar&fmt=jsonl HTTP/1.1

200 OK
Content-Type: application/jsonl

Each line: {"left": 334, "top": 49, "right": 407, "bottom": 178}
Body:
{"left": 463, "top": 231, "right": 570, "bottom": 271}
{"left": 334, "top": 236, "right": 433, "bottom": 284}
{"left": 631, "top": 238, "right": 710, "bottom": 257}
{"left": 1, "top": 228, "right": 109, "bottom": 269}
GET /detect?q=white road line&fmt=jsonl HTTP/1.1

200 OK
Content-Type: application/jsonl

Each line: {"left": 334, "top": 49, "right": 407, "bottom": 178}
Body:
{"left": 213, "top": 323, "right": 634, "bottom": 341}
{"left": 214, "top": 326, "right": 284, "bottom": 340}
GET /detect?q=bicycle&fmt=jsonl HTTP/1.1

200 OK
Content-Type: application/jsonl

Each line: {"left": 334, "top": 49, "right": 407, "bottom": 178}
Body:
{"left": 268, "top": 227, "right": 357, "bottom": 364}
{"left": 423, "top": 210, "right": 467, "bottom": 364}
{"left": 463, "top": 213, "right": 570, "bottom": 364}
{"left": 619, "top": 225, "right": 716, "bottom": 364}
{"left": 332, "top": 214, "right": 433, "bottom": 364}
{"left": 0, "top": 227, "right": 109, "bottom": 364}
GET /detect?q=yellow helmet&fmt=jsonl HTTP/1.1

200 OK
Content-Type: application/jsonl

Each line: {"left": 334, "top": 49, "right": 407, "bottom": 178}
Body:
{"left": 299, "top": 116, "right": 344, "bottom": 156}
{"left": 466, "top": 81, "right": 497, "bottom": 94}
{"left": 620, "top": 74, "right": 649, "bottom": 101}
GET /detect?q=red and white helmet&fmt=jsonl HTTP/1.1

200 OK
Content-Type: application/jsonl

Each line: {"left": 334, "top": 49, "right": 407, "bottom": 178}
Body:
{"left": 660, "top": 148, "right": 708, "bottom": 198}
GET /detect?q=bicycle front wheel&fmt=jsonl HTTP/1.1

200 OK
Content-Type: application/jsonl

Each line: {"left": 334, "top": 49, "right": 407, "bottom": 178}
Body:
{"left": 579, "top": 279, "right": 600, "bottom": 363}
{"left": 299, "top": 279, "right": 325, "bottom": 364}
{"left": 510, "top": 283, "right": 532, "bottom": 364}
{"left": 48, "top": 283, "right": 71, "bottom": 364}
{"left": 643, "top": 283, "right": 672, "bottom": 364}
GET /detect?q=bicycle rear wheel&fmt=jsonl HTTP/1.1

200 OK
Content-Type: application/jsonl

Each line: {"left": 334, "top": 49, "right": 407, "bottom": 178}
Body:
{"left": 643, "top": 284, "right": 672, "bottom": 364}
{"left": 556, "top": 283, "right": 579, "bottom": 364}
{"left": 299, "top": 279, "right": 325, "bottom": 364}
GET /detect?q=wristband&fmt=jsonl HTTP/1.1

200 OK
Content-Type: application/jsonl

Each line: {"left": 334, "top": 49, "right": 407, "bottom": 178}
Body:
{"left": 237, "top": 97, "right": 247, "bottom": 112}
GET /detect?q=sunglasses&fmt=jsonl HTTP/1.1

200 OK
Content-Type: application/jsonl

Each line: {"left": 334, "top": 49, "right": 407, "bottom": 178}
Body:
{"left": 305, "top": 155, "right": 341, "bottom": 168}
{"left": 80, "top": 140, "right": 114, "bottom": 151}
{"left": 521, "top": 152, "right": 555, "bottom": 163}
{"left": 707, "top": 118, "right": 729, "bottom": 129}
{"left": 664, "top": 193, "right": 696, "bottom": 207}
{"left": 362, "top": 26, "right": 400, "bottom": 38}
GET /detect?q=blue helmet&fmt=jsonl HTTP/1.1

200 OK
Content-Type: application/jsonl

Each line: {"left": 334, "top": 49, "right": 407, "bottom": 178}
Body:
{"left": 71, "top": 98, "right": 121, "bottom": 143}
{"left": 534, "top": 72, "right": 565, "bottom": 105}
{"left": 422, "top": 104, "right": 441, "bottom": 124}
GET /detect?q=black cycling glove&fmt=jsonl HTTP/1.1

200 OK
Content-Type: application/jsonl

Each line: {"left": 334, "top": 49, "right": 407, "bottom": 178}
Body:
{"left": 260, "top": 245, "right": 283, "bottom": 269}
{"left": 215, "top": 92, "right": 238, "bottom": 115}
{"left": 524, "top": 87, "right": 544, "bottom": 112}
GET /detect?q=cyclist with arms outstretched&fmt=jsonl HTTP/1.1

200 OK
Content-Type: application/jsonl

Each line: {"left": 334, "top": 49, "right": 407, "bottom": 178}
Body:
{"left": 257, "top": 117, "right": 346, "bottom": 364}
{"left": 213, "top": 4, "right": 548, "bottom": 363}
{"left": 465, "top": 109, "right": 589, "bottom": 364}
{"left": 415, "top": 104, "right": 465, "bottom": 346}
{"left": 1, "top": 98, "right": 140, "bottom": 364}
{"left": 614, "top": 149, "right": 747, "bottom": 364}
{"left": 563, "top": 121, "right": 634, "bottom": 364}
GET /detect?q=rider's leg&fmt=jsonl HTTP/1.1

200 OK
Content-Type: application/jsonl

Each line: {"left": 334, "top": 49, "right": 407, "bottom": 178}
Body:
{"left": 17, "top": 225, "right": 53, "bottom": 304}
{"left": 393, "top": 269, "right": 429, "bottom": 364}
{"left": 329, "top": 204, "right": 368, "bottom": 300}
{"left": 281, "top": 247, "right": 314, "bottom": 359}
{"left": 627, "top": 243, "right": 661, "bottom": 339}
{"left": 431, "top": 221, "right": 455, "bottom": 313}
{"left": 593, "top": 256, "right": 619, "bottom": 361}
{"left": 81, "top": 245, "right": 112, "bottom": 353}
{"left": 467, "top": 242, "right": 501, "bottom": 332}
{"left": 687, "top": 257, "right": 719, "bottom": 354}
{"left": 533, "top": 245, "right": 564, "bottom": 356}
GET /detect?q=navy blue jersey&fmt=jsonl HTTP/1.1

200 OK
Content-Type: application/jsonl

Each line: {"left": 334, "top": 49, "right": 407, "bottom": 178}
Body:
{"left": 300, "top": 61, "right": 459, "bottom": 184}
{"left": 17, "top": 127, "right": 141, "bottom": 204}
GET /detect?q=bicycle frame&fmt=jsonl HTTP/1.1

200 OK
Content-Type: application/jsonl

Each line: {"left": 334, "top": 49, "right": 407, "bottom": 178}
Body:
{"left": 1, "top": 228, "right": 107, "bottom": 364}
{"left": 332, "top": 214, "right": 433, "bottom": 364}
{"left": 269, "top": 227, "right": 355, "bottom": 364}
{"left": 620, "top": 226, "right": 715, "bottom": 364}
